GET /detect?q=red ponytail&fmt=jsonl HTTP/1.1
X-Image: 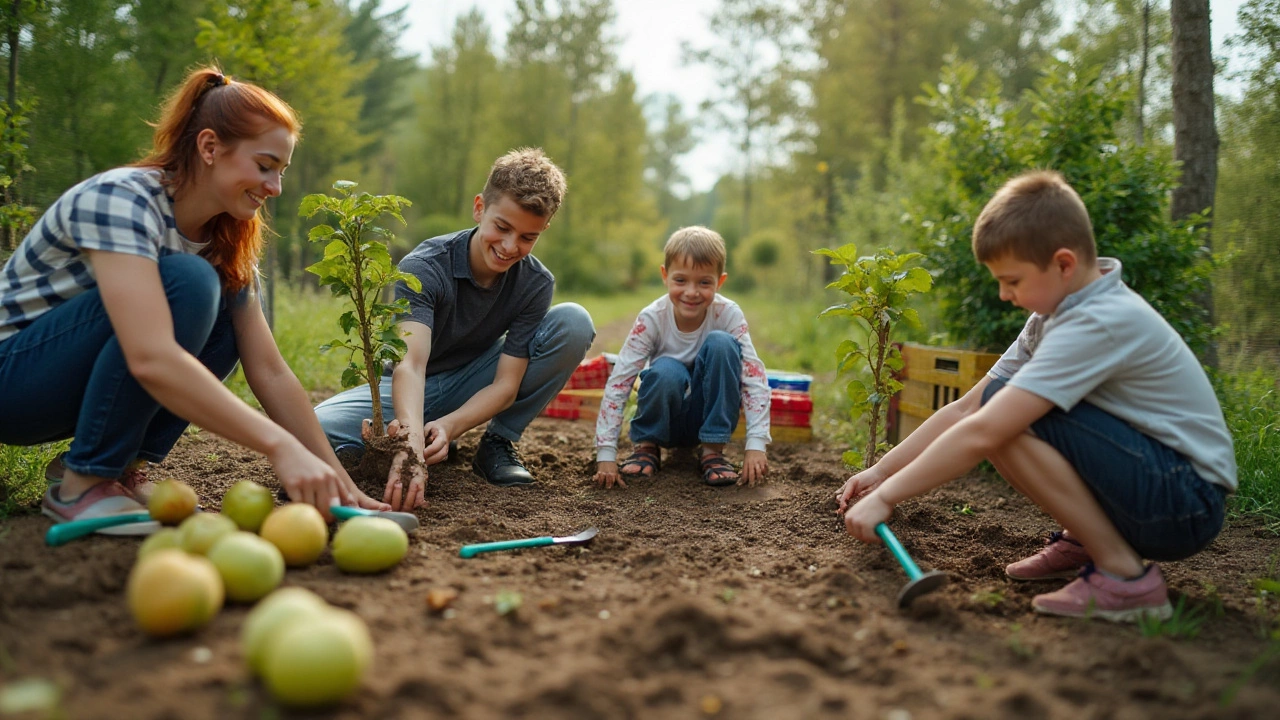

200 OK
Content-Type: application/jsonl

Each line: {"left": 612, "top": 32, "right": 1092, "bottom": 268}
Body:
{"left": 134, "top": 66, "right": 301, "bottom": 293}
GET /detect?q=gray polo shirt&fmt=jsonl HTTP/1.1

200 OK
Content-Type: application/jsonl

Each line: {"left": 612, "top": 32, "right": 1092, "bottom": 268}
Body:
{"left": 989, "top": 258, "right": 1237, "bottom": 491}
{"left": 395, "top": 228, "right": 554, "bottom": 376}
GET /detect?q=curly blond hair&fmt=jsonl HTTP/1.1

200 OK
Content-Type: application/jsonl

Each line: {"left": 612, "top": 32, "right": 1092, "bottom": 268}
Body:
{"left": 481, "top": 147, "right": 568, "bottom": 218}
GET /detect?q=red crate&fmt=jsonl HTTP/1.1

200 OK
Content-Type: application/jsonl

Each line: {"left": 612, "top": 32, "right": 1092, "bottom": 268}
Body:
{"left": 565, "top": 355, "right": 612, "bottom": 390}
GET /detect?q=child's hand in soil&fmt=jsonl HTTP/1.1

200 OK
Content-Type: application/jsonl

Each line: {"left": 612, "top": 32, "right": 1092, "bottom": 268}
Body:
{"left": 844, "top": 491, "right": 892, "bottom": 544}
{"left": 738, "top": 449, "right": 769, "bottom": 486}
{"left": 594, "top": 461, "right": 626, "bottom": 489}
{"left": 836, "top": 468, "right": 884, "bottom": 514}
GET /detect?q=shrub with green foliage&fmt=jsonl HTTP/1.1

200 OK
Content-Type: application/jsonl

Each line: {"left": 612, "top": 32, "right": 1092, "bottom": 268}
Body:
{"left": 300, "top": 181, "right": 421, "bottom": 437}
{"left": 817, "top": 244, "right": 932, "bottom": 468}
{"left": 912, "top": 61, "right": 1214, "bottom": 353}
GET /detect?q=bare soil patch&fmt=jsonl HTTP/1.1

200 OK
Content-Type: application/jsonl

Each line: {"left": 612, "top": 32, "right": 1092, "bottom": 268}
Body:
{"left": 2, "top": 419, "right": 1278, "bottom": 719}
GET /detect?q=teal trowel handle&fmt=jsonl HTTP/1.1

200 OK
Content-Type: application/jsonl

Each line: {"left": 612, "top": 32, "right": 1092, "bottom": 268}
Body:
{"left": 459, "top": 536, "right": 554, "bottom": 558}
{"left": 875, "top": 523, "right": 924, "bottom": 581}
{"left": 45, "top": 512, "right": 152, "bottom": 547}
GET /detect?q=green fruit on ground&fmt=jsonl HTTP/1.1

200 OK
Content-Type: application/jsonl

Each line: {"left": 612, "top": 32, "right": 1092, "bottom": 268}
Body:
{"left": 127, "top": 549, "right": 224, "bottom": 637}
{"left": 220, "top": 480, "right": 274, "bottom": 532}
{"left": 137, "top": 528, "right": 182, "bottom": 559}
{"left": 262, "top": 617, "right": 366, "bottom": 707}
{"left": 241, "top": 588, "right": 329, "bottom": 676}
{"left": 259, "top": 504, "right": 328, "bottom": 567}
{"left": 178, "top": 513, "right": 238, "bottom": 555}
{"left": 207, "top": 532, "right": 285, "bottom": 603}
{"left": 331, "top": 517, "right": 408, "bottom": 574}
{"left": 147, "top": 479, "right": 198, "bottom": 525}
{"left": 326, "top": 607, "right": 373, "bottom": 675}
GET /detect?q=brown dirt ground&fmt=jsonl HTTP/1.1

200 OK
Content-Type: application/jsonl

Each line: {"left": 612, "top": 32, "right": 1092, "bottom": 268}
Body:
{"left": 2, "top": 419, "right": 1279, "bottom": 720}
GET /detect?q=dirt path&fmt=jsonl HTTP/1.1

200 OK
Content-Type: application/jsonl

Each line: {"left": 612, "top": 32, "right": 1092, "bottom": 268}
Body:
{"left": 2, "top": 419, "right": 1278, "bottom": 719}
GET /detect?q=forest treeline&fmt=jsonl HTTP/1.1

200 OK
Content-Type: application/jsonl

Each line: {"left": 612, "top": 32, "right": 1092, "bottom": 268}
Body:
{"left": 1, "top": 0, "right": 1276, "bottom": 363}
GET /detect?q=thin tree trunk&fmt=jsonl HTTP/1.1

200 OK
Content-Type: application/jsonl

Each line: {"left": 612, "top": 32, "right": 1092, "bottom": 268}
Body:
{"left": 3, "top": 0, "right": 20, "bottom": 251}
{"left": 1170, "top": 0, "right": 1218, "bottom": 366}
{"left": 1136, "top": 1, "right": 1150, "bottom": 145}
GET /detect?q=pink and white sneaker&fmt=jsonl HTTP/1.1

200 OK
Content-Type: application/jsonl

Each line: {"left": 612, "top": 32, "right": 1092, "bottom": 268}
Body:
{"left": 1032, "top": 563, "right": 1173, "bottom": 623}
{"left": 1006, "top": 531, "right": 1091, "bottom": 581}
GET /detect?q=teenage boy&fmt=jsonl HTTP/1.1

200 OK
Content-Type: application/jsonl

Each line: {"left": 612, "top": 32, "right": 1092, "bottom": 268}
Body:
{"left": 837, "top": 170, "right": 1235, "bottom": 622}
{"left": 316, "top": 148, "right": 594, "bottom": 511}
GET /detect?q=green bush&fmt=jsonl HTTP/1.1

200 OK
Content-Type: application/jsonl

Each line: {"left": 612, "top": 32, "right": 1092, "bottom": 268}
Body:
{"left": 912, "top": 61, "right": 1214, "bottom": 353}
{"left": 1217, "top": 370, "right": 1280, "bottom": 528}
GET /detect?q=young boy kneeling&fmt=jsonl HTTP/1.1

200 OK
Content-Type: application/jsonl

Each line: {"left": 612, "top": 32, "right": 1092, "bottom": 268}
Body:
{"left": 837, "top": 171, "right": 1235, "bottom": 622}
{"left": 594, "top": 227, "right": 771, "bottom": 488}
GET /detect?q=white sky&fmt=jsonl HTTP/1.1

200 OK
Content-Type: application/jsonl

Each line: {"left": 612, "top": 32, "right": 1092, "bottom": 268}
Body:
{"left": 398, "top": 0, "right": 1249, "bottom": 193}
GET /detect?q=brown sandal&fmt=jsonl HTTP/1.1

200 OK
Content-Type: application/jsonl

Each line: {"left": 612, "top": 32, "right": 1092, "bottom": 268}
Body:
{"left": 620, "top": 445, "right": 661, "bottom": 478}
{"left": 698, "top": 451, "right": 739, "bottom": 487}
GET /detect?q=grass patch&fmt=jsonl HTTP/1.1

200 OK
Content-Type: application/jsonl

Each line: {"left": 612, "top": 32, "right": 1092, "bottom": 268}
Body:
{"left": 1217, "top": 370, "right": 1280, "bottom": 529}
{"left": 0, "top": 441, "right": 69, "bottom": 519}
{"left": 226, "top": 282, "right": 350, "bottom": 405}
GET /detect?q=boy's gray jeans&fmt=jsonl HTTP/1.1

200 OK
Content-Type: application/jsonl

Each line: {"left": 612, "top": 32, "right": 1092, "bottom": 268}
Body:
{"left": 314, "top": 303, "right": 594, "bottom": 448}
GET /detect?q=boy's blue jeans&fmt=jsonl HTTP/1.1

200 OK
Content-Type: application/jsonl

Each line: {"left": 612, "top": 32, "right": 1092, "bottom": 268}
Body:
{"left": 0, "top": 254, "right": 241, "bottom": 478}
{"left": 981, "top": 377, "right": 1226, "bottom": 561}
{"left": 314, "top": 303, "right": 594, "bottom": 448}
{"left": 629, "top": 330, "right": 742, "bottom": 449}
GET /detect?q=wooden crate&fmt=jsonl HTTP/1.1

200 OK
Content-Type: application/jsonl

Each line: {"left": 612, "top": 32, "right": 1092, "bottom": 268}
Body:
{"left": 891, "top": 343, "right": 1001, "bottom": 443}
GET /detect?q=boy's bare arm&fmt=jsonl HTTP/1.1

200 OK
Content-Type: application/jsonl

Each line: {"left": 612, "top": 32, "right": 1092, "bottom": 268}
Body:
{"left": 844, "top": 385, "right": 1054, "bottom": 543}
{"left": 836, "top": 375, "right": 993, "bottom": 511}
{"left": 432, "top": 353, "right": 528, "bottom": 456}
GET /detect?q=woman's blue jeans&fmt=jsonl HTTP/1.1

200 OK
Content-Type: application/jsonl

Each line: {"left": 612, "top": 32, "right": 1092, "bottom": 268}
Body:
{"left": 0, "top": 254, "right": 241, "bottom": 478}
{"left": 630, "top": 330, "right": 743, "bottom": 448}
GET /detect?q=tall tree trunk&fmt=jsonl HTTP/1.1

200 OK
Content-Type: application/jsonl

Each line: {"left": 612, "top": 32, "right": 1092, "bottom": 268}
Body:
{"left": 1170, "top": 0, "right": 1219, "bottom": 366}
{"left": 1136, "top": 1, "right": 1149, "bottom": 145}
{"left": 3, "top": 0, "right": 20, "bottom": 251}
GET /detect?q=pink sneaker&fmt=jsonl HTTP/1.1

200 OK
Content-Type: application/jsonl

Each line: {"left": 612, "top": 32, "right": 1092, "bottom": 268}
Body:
{"left": 118, "top": 460, "right": 155, "bottom": 503}
{"left": 1032, "top": 564, "right": 1173, "bottom": 623}
{"left": 1006, "top": 531, "right": 1091, "bottom": 580}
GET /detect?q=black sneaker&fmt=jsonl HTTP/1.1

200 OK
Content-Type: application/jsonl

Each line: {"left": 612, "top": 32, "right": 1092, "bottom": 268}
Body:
{"left": 471, "top": 431, "right": 535, "bottom": 487}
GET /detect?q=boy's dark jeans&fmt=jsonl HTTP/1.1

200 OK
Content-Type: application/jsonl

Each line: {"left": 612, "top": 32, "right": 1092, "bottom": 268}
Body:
{"left": 981, "top": 377, "right": 1226, "bottom": 561}
{"left": 630, "top": 331, "right": 743, "bottom": 449}
{"left": 0, "top": 254, "right": 242, "bottom": 478}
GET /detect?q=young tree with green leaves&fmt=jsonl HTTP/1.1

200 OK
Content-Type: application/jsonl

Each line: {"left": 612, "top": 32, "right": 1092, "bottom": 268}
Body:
{"left": 301, "top": 181, "right": 420, "bottom": 437}
{"left": 817, "top": 243, "right": 932, "bottom": 468}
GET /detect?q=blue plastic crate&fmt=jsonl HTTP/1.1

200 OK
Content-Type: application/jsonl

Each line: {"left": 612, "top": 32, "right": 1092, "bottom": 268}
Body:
{"left": 767, "top": 371, "right": 812, "bottom": 393}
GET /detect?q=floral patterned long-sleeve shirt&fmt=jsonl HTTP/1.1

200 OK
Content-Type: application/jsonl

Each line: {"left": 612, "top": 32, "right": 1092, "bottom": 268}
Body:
{"left": 595, "top": 294, "right": 771, "bottom": 462}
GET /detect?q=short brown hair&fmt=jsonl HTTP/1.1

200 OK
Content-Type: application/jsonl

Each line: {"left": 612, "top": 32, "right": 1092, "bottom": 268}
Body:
{"left": 481, "top": 147, "right": 567, "bottom": 218}
{"left": 972, "top": 170, "right": 1097, "bottom": 268}
{"left": 664, "top": 226, "right": 727, "bottom": 275}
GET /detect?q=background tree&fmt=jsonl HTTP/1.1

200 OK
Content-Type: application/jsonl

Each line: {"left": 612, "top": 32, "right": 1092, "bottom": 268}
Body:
{"left": 685, "top": 0, "right": 799, "bottom": 241}
{"left": 1215, "top": 0, "right": 1280, "bottom": 371}
{"left": 1169, "top": 0, "right": 1218, "bottom": 364}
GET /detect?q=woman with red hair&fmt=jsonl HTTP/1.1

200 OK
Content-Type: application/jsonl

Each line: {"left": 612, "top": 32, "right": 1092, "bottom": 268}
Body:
{"left": 0, "top": 66, "right": 389, "bottom": 528}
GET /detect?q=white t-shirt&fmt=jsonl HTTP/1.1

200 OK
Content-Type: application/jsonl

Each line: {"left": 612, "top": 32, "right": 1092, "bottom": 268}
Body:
{"left": 595, "top": 293, "right": 771, "bottom": 462}
{"left": 989, "top": 258, "right": 1237, "bottom": 491}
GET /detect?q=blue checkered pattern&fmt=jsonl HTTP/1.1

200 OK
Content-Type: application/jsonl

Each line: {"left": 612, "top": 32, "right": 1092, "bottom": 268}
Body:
{"left": 0, "top": 168, "right": 208, "bottom": 342}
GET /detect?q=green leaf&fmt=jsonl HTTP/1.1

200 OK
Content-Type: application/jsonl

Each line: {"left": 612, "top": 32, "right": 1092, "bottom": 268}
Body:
{"left": 308, "top": 224, "right": 336, "bottom": 241}
{"left": 333, "top": 180, "right": 358, "bottom": 192}
{"left": 297, "top": 194, "right": 326, "bottom": 218}
{"left": 895, "top": 266, "right": 933, "bottom": 294}
{"left": 841, "top": 449, "right": 862, "bottom": 468}
{"left": 340, "top": 367, "right": 363, "bottom": 388}
{"left": 339, "top": 311, "right": 357, "bottom": 335}
{"left": 1255, "top": 578, "right": 1280, "bottom": 594}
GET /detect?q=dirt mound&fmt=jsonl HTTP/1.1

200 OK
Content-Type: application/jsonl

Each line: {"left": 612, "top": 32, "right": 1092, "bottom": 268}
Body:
{"left": 1, "top": 418, "right": 1278, "bottom": 718}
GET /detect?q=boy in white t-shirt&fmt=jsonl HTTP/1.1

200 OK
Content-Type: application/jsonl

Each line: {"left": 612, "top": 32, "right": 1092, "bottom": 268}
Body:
{"left": 836, "top": 171, "right": 1235, "bottom": 622}
{"left": 593, "top": 227, "right": 771, "bottom": 488}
